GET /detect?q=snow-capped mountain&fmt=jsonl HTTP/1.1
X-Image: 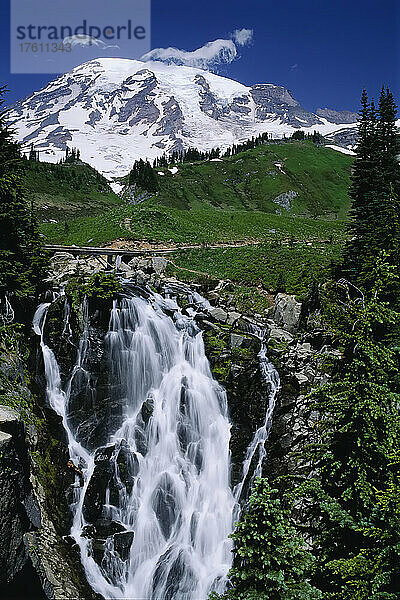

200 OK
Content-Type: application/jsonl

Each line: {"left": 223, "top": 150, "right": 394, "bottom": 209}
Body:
{"left": 8, "top": 58, "right": 359, "bottom": 179}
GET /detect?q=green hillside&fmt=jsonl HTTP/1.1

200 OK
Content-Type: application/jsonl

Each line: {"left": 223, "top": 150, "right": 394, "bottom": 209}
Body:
{"left": 24, "top": 160, "right": 123, "bottom": 222}
{"left": 40, "top": 203, "right": 346, "bottom": 247}
{"left": 36, "top": 142, "right": 352, "bottom": 296}
{"left": 146, "top": 141, "right": 353, "bottom": 218}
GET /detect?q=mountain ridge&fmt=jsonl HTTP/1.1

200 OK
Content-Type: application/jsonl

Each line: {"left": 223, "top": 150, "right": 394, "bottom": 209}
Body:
{"left": 8, "top": 57, "right": 359, "bottom": 179}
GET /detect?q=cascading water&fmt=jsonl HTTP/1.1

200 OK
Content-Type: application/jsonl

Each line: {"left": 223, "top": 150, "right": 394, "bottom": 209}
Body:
{"left": 33, "top": 286, "right": 280, "bottom": 600}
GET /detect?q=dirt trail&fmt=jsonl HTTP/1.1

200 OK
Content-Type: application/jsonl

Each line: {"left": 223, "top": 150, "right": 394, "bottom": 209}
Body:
{"left": 107, "top": 238, "right": 329, "bottom": 252}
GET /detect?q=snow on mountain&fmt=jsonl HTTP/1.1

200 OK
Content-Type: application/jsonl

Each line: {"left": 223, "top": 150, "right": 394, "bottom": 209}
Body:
{"left": 7, "top": 57, "right": 359, "bottom": 179}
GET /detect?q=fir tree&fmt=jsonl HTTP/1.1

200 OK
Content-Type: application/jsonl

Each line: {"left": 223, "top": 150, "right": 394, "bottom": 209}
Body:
{"left": 0, "top": 86, "right": 47, "bottom": 299}
{"left": 296, "top": 255, "right": 400, "bottom": 599}
{"left": 342, "top": 88, "right": 400, "bottom": 286}
{"left": 0, "top": 86, "right": 21, "bottom": 177}
{"left": 211, "top": 479, "right": 321, "bottom": 600}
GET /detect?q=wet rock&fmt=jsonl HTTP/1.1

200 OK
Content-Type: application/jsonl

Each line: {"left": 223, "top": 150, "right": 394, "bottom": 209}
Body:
{"left": 116, "top": 442, "right": 139, "bottom": 493}
{"left": 113, "top": 531, "right": 134, "bottom": 561}
{"left": 140, "top": 397, "right": 154, "bottom": 426}
{"left": 82, "top": 446, "right": 115, "bottom": 523}
{"left": 91, "top": 538, "right": 106, "bottom": 567}
{"left": 151, "top": 473, "right": 178, "bottom": 539}
{"left": 153, "top": 548, "right": 197, "bottom": 599}
{"left": 93, "top": 518, "right": 126, "bottom": 539}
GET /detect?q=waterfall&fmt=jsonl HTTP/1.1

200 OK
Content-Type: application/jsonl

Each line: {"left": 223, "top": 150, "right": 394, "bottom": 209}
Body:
{"left": 33, "top": 287, "right": 279, "bottom": 600}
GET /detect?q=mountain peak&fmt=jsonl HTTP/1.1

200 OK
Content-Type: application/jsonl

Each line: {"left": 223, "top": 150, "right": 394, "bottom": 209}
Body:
{"left": 8, "top": 58, "right": 358, "bottom": 179}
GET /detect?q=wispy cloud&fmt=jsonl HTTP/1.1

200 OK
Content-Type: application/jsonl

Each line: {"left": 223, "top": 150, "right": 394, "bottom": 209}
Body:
{"left": 141, "top": 29, "right": 254, "bottom": 72}
{"left": 232, "top": 28, "right": 253, "bottom": 46}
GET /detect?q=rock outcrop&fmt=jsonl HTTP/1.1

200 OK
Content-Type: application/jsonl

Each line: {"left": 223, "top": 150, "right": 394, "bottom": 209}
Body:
{"left": 0, "top": 406, "right": 36, "bottom": 587}
{"left": 0, "top": 329, "right": 100, "bottom": 599}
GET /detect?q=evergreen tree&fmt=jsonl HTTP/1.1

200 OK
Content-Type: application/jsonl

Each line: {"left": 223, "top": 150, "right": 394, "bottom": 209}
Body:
{"left": 296, "top": 255, "right": 400, "bottom": 599}
{"left": 292, "top": 130, "right": 306, "bottom": 140}
{"left": 211, "top": 479, "right": 321, "bottom": 600}
{"left": 128, "top": 159, "right": 159, "bottom": 193}
{"left": 376, "top": 87, "right": 399, "bottom": 191}
{"left": 0, "top": 86, "right": 21, "bottom": 177}
{"left": 0, "top": 86, "right": 47, "bottom": 299}
{"left": 342, "top": 88, "right": 400, "bottom": 286}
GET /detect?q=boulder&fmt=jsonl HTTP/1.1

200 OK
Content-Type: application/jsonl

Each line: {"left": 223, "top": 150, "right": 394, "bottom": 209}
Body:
{"left": 136, "top": 270, "right": 150, "bottom": 286}
{"left": 226, "top": 311, "right": 241, "bottom": 325}
{"left": 0, "top": 406, "right": 19, "bottom": 436}
{"left": 230, "top": 334, "right": 244, "bottom": 349}
{"left": 272, "top": 293, "right": 302, "bottom": 333}
{"left": 267, "top": 325, "right": 294, "bottom": 343}
{"left": 50, "top": 252, "right": 75, "bottom": 266}
{"left": 209, "top": 307, "right": 227, "bottom": 323}
{"left": 116, "top": 262, "right": 131, "bottom": 273}
{"left": 127, "top": 257, "right": 140, "bottom": 269}
{"left": 137, "top": 258, "right": 151, "bottom": 271}
{"left": 151, "top": 257, "right": 168, "bottom": 275}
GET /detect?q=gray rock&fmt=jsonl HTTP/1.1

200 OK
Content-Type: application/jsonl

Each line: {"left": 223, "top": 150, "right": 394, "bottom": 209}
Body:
{"left": 272, "top": 190, "right": 297, "bottom": 211}
{"left": 50, "top": 252, "right": 75, "bottom": 265}
{"left": 273, "top": 293, "right": 302, "bottom": 333}
{"left": 128, "top": 257, "right": 140, "bottom": 269}
{"left": 230, "top": 334, "right": 244, "bottom": 348}
{"left": 0, "top": 430, "right": 12, "bottom": 447}
{"left": 226, "top": 311, "right": 241, "bottom": 325}
{"left": 201, "top": 320, "right": 221, "bottom": 333}
{"left": 250, "top": 83, "right": 321, "bottom": 127}
{"left": 151, "top": 257, "right": 168, "bottom": 274}
{"left": 116, "top": 261, "right": 131, "bottom": 273}
{"left": 0, "top": 405, "right": 19, "bottom": 425}
{"left": 268, "top": 326, "right": 294, "bottom": 343}
{"left": 316, "top": 107, "right": 358, "bottom": 124}
{"left": 209, "top": 307, "right": 228, "bottom": 323}
{"left": 294, "top": 372, "right": 309, "bottom": 386}
{"left": 136, "top": 270, "right": 150, "bottom": 286}
{"left": 137, "top": 258, "right": 150, "bottom": 270}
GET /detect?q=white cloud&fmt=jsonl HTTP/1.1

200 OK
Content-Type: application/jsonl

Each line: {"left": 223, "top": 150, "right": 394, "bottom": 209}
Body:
{"left": 63, "top": 35, "right": 119, "bottom": 50}
{"left": 141, "top": 29, "right": 253, "bottom": 72}
{"left": 232, "top": 28, "right": 253, "bottom": 46}
{"left": 141, "top": 38, "right": 237, "bottom": 71}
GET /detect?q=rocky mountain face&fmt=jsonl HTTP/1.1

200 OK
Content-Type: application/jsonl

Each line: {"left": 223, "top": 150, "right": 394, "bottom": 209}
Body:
{"left": 316, "top": 107, "right": 358, "bottom": 124}
{"left": 7, "top": 58, "right": 358, "bottom": 179}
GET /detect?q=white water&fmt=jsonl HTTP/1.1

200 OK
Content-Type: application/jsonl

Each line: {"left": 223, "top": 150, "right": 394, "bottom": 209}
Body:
{"left": 33, "top": 289, "right": 279, "bottom": 600}
{"left": 234, "top": 342, "right": 280, "bottom": 504}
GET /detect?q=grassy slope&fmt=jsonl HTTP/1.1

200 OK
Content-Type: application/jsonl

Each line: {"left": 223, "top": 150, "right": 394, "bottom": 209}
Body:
{"left": 152, "top": 142, "right": 353, "bottom": 218}
{"left": 40, "top": 203, "right": 346, "bottom": 246}
{"left": 37, "top": 142, "right": 351, "bottom": 298}
{"left": 166, "top": 243, "right": 341, "bottom": 299}
{"left": 24, "top": 160, "right": 123, "bottom": 222}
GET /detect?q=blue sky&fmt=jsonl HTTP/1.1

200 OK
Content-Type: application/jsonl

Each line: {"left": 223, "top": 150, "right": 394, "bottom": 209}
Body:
{"left": 0, "top": 0, "right": 398, "bottom": 111}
